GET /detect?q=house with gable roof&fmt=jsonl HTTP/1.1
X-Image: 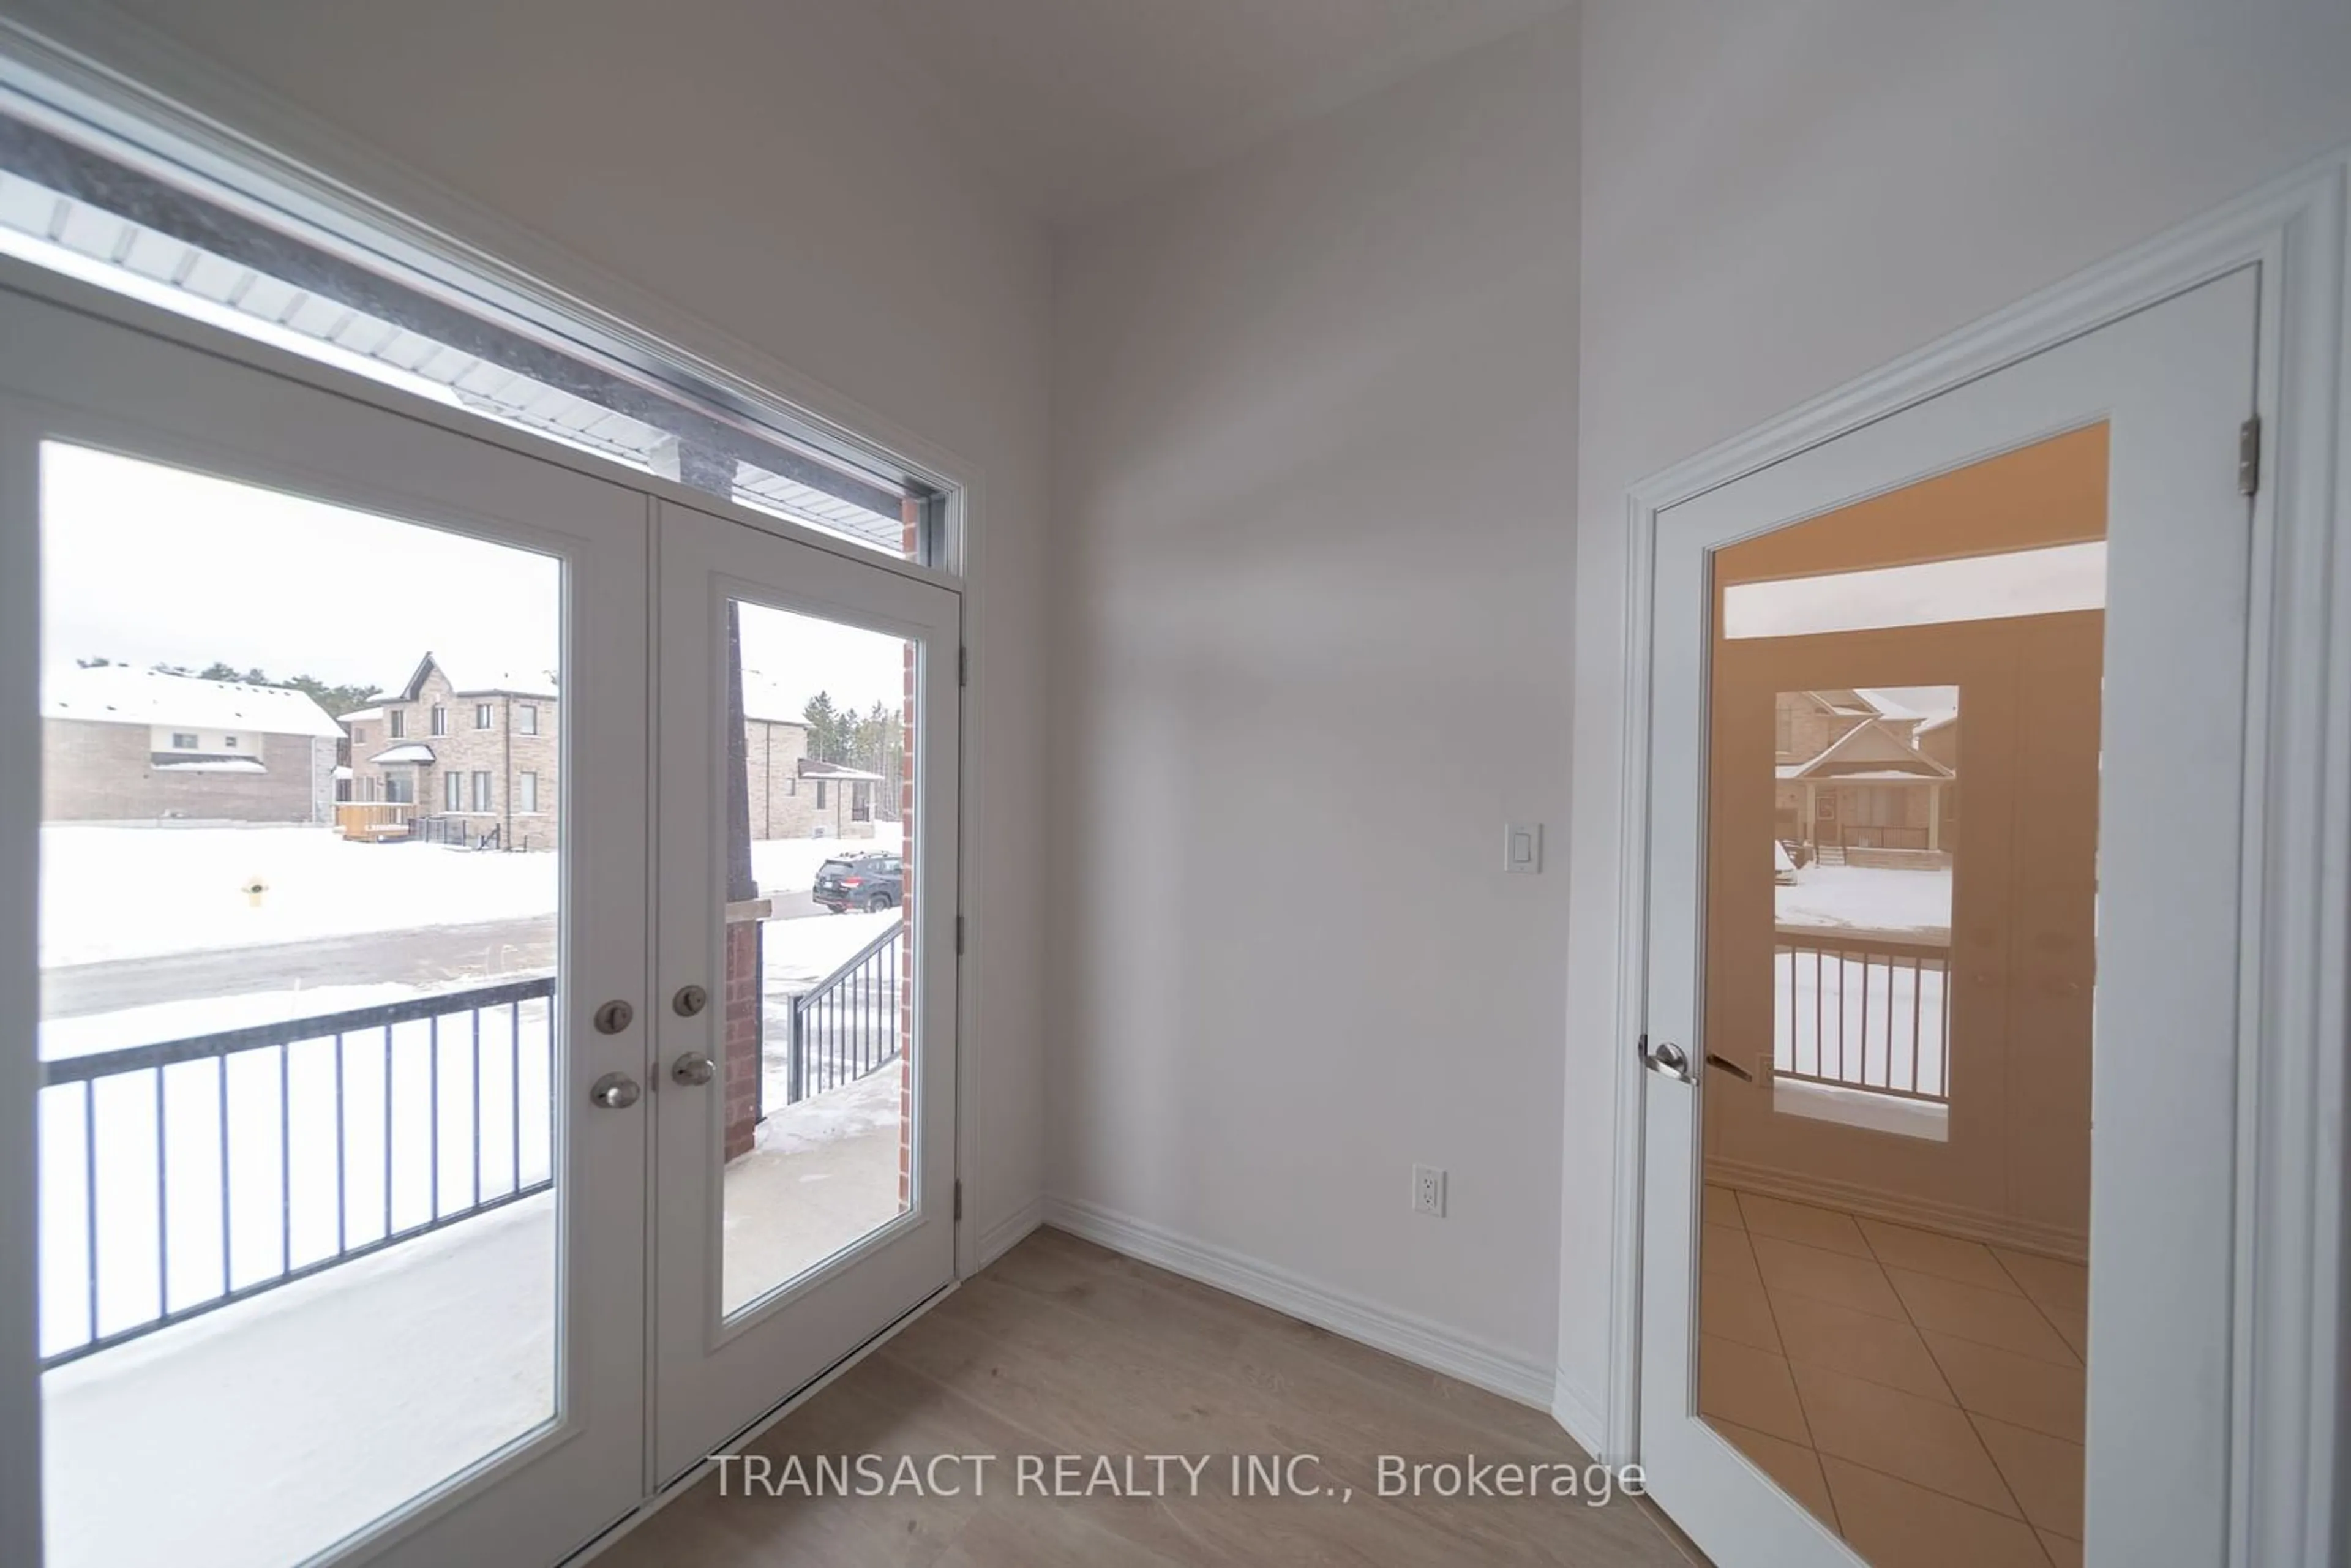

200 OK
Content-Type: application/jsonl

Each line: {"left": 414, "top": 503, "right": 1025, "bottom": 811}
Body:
{"left": 42, "top": 664, "right": 342, "bottom": 823}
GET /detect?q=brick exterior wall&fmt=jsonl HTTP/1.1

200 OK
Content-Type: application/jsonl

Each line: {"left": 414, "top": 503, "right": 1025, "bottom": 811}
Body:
{"left": 348, "top": 662, "right": 560, "bottom": 850}
{"left": 43, "top": 718, "right": 334, "bottom": 823}
{"left": 722, "top": 919, "right": 762, "bottom": 1162}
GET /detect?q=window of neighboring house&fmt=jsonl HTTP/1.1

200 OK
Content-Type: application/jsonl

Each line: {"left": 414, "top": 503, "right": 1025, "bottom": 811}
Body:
{"left": 471, "top": 771, "right": 492, "bottom": 812}
{"left": 474, "top": 703, "right": 493, "bottom": 730}
{"left": 430, "top": 705, "right": 448, "bottom": 737}
{"left": 786, "top": 776, "right": 797, "bottom": 797}
{"left": 384, "top": 773, "right": 414, "bottom": 805}
{"left": 222, "top": 735, "right": 239, "bottom": 749}
{"left": 350, "top": 725, "right": 366, "bottom": 745}
{"left": 518, "top": 771, "right": 538, "bottom": 814}
{"left": 851, "top": 780, "right": 872, "bottom": 821}
{"left": 0, "top": 93, "right": 953, "bottom": 568}
{"left": 388, "top": 711, "right": 405, "bottom": 738}
{"left": 170, "top": 732, "right": 197, "bottom": 749}
{"left": 444, "top": 772, "right": 463, "bottom": 812}
{"left": 814, "top": 779, "right": 827, "bottom": 810}
{"left": 1775, "top": 705, "right": 1794, "bottom": 756}
{"left": 517, "top": 703, "right": 538, "bottom": 735}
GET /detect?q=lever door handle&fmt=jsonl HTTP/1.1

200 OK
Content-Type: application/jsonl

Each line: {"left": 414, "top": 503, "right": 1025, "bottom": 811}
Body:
{"left": 1642, "top": 1038, "right": 1694, "bottom": 1085}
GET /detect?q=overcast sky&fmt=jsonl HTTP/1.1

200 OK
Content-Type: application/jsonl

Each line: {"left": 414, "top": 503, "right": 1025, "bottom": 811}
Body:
{"left": 42, "top": 444, "right": 906, "bottom": 714}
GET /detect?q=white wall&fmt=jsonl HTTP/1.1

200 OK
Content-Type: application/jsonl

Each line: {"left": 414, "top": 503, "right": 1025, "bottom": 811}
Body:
{"left": 9, "top": 0, "right": 1055, "bottom": 1247}
{"left": 1560, "top": 0, "right": 2351, "bottom": 1425}
{"left": 1047, "top": 15, "right": 1580, "bottom": 1390}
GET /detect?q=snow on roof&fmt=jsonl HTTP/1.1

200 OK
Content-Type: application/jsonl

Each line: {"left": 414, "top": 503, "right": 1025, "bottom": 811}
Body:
{"left": 1914, "top": 710, "right": 1958, "bottom": 735}
{"left": 369, "top": 743, "right": 437, "bottom": 765}
{"left": 332, "top": 765, "right": 354, "bottom": 781}
{"left": 43, "top": 665, "right": 344, "bottom": 739}
{"left": 152, "top": 757, "right": 268, "bottom": 775}
{"left": 797, "top": 759, "right": 886, "bottom": 781}
{"left": 338, "top": 705, "right": 386, "bottom": 722}
{"left": 1851, "top": 688, "right": 1919, "bottom": 719}
{"left": 740, "top": 670, "right": 814, "bottom": 727}
{"left": 394, "top": 652, "right": 557, "bottom": 700}
{"left": 1779, "top": 717, "right": 1954, "bottom": 781}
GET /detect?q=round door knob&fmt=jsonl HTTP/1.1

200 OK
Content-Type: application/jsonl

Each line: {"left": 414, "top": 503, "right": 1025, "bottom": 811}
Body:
{"left": 588, "top": 1072, "right": 642, "bottom": 1110}
{"left": 671, "top": 1051, "right": 717, "bottom": 1087}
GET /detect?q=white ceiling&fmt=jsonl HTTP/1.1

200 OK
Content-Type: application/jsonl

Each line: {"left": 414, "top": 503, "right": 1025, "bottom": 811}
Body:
{"left": 858, "top": 0, "right": 1575, "bottom": 226}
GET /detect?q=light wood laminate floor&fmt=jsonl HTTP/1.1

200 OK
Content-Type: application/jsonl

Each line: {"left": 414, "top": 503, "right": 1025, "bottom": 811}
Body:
{"left": 598, "top": 1228, "right": 1704, "bottom": 1567}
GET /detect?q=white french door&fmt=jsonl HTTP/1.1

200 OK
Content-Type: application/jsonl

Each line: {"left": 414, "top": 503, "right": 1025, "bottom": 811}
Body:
{"left": 1635, "top": 269, "right": 2260, "bottom": 1566}
{"left": 1, "top": 259, "right": 963, "bottom": 1564}
{"left": 648, "top": 497, "right": 959, "bottom": 1482}
{"left": 0, "top": 267, "right": 651, "bottom": 1567}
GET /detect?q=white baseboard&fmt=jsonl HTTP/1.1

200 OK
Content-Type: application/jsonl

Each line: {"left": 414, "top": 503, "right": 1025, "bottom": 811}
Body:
{"left": 973, "top": 1195, "right": 1044, "bottom": 1271}
{"left": 1040, "top": 1195, "right": 1553, "bottom": 1410}
{"left": 1550, "top": 1368, "right": 1608, "bottom": 1461}
{"left": 1708, "top": 1157, "right": 2087, "bottom": 1262}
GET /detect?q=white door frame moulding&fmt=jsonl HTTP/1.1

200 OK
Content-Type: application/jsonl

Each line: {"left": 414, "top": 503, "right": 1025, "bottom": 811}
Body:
{"left": 1586, "top": 144, "right": 2350, "bottom": 1568}
{"left": 0, "top": 0, "right": 1010, "bottom": 1280}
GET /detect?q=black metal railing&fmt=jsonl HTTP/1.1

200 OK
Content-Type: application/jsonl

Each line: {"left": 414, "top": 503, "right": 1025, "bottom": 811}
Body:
{"left": 785, "top": 920, "right": 903, "bottom": 1106}
{"left": 36, "top": 976, "right": 555, "bottom": 1368}
{"left": 1774, "top": 928, "right": 1952, "bottom": 1101}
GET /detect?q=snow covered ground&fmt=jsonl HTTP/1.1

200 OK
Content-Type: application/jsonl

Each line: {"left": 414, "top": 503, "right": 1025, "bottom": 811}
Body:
{"left": 1775, "top": 862, "right": 1952, "bottom": 936}
{"left": 40, "top": 823, "right": 898, "bottom": 967}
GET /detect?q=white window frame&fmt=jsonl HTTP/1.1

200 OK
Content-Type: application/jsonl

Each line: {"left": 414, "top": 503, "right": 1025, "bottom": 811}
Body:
{"left": 442, "top": 771, "right": 462, "bottom": 812}
{"left": 517, "top": 770, "right": 538, "bottom": 815}
{"left": 517, "top": 703, "right": 538, "bottom": 735}
{"left": 474, "top": 702, "right": 492, "bottom": 730}
{"left": 430, "top": 705, "right": 447, "bottom": 737}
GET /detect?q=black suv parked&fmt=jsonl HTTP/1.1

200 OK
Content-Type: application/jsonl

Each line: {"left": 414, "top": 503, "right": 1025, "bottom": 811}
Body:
{"left": 813, "top": 852, "right": 903, "bottom": 913}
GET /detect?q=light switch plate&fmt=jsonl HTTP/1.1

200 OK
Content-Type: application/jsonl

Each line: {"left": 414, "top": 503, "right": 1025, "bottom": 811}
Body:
{"left": 1504, "top": 822, "right": 1542, "bottom": 874}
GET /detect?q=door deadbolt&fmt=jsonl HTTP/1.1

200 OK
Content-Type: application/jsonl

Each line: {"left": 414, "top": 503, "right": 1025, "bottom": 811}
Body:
{"left": 672, "top": 984, "right": 708, "bottom": 1018}
{"left": 593, "top": 999, "right": 634, "bottom": 1035}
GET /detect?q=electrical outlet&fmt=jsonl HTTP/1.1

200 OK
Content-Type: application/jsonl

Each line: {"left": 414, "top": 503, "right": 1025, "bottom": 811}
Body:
{"left": 1412, "top": 1164, "right": 1447, "bottom": 1217}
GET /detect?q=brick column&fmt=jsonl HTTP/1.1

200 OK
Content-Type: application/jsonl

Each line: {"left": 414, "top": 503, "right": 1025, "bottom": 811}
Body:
{"left": 723, "top": 918, "right": 762, "bottom": 1161}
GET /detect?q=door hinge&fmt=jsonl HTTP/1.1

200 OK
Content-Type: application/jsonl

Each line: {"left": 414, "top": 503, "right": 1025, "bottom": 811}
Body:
{"left": 954, "top": 915, "right": 964, "bottom": 956}
{"left": 2239, "top": 415, "right": 2262, "bottom": 497}
{"left": 953, "top": 1179, "right": 963, "bottom": 1221}
{"left": 958, "top": 645, "right": 968, "bottom": 687}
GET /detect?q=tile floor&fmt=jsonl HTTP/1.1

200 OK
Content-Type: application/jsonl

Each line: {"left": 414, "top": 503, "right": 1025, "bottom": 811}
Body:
{"left": 1698, "top": 1184, "right": 2087, "bottom": 1568}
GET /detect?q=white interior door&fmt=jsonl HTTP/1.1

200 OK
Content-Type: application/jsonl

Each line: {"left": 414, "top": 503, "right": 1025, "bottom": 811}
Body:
{"left": 650, "top": 497, "right": 959, "bottom": 1481}
{"left": 1636, "top": 268, "right": 2259, "bottom": 1567}
{"left": 0, "top": 267, "right": 651, "bottom": 1567}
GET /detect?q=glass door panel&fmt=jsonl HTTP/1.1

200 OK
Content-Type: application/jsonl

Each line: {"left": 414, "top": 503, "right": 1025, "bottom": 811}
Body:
{"left": 719, "top": 599, "right": 917, "bottom": 1315}
{"left": 1, "top": 274, "right": 650, "bottom": 1568}
{"left": 652, "top": 500, "right": 957, "bottom": 1482}
{"left": 1695, "top": 433, "right": 2103, "bottom": 1561}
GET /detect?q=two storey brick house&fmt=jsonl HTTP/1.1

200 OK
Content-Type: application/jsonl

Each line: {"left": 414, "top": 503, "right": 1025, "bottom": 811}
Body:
{"left": 342, "top": 653, "right": 560, "bottom": 850}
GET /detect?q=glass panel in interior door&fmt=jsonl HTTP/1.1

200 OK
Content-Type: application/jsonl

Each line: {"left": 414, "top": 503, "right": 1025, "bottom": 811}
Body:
{"left": 1694, "top": 428, "right": 2102, "bottom": 1559}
